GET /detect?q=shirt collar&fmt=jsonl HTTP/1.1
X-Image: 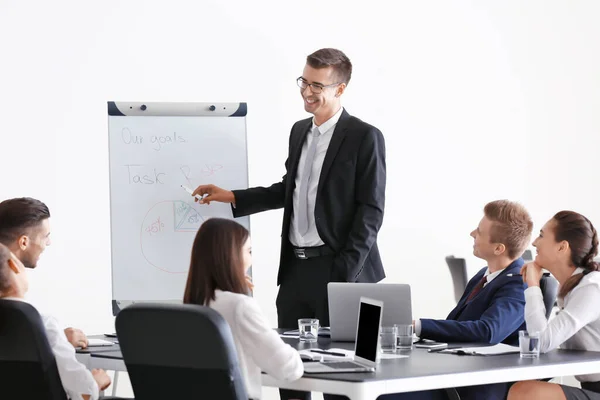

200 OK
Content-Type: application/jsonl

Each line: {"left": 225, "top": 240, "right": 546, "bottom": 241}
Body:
{"left": 484, "top": 257, "right": 524, "bottom": 283}
{"left": 312, "top": 107, "right": 344, "bottom": 135}
{"left": 484, "top": 267, "right": 507, "bottom": 284}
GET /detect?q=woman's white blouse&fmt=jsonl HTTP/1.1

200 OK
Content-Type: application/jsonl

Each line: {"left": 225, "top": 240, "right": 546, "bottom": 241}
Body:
{"left": 525, "top": 269, "right": 600, "bottom": 382}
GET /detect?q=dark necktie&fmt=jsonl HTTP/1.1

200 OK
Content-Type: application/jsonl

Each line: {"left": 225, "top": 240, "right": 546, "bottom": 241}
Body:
{"left": 466, "top": 275, "right": 488, "bottom": 302}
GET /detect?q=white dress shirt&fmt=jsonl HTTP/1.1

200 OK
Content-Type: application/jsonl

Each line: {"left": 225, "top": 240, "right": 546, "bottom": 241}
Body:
{"left": 525, "top": 268, "right": 600, "bottom": 382}
{"left": 4, "top": 297, "right": 99, "bottom": 400}
{"left": 207, "top": 290, "right": 303, "bottom": 399}
{"left": 289, "top": 107, "right": 344, "bottom": 247}
{"left": 415, "top": 267, "right": 507, "bottom": 336}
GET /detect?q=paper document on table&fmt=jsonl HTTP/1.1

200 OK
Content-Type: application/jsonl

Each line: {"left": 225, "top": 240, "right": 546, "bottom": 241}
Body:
{"left": 298, "top": 348, "right": 352, "bottom": 361}
{"left": 299, "top": 348, "right": 409, "bottom": 361}
{"left": 440, "top": 343, "right": 519, "bottom": 356}
{"left": 379, "top": 352, "right": 410, "bottom": 359}
{"left": 87, "top": 338, "right": 116, "bottom": 347}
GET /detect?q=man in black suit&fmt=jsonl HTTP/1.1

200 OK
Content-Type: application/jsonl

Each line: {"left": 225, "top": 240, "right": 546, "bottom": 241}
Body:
{"left": 193, "top": 49, "right": 386, "bottom": 398}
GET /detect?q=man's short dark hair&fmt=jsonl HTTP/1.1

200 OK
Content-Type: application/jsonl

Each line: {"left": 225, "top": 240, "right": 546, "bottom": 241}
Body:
{"left": 0, "top": 197, "right": 50, "bottom": 245}
{"left": 306, "top": 48, "right": 353, "bottom": 85}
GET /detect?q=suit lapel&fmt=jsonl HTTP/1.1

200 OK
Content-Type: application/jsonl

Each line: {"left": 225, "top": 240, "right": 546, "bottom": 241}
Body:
{"left": 287, "top": 120, "right": 312, "bottom": 189}
{"left": 447, "top": 269, "right": 486, "bottom": 320}
{"left": 447, "top": 260, "right": 524, "bottom": 320}
{"left": 317, "top": 109, "right": 350, "bottom": 194}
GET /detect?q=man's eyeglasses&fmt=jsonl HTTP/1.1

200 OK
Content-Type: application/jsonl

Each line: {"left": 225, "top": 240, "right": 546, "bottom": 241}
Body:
{"left": 296, "top": 77, "right": 341, "bottom": 94}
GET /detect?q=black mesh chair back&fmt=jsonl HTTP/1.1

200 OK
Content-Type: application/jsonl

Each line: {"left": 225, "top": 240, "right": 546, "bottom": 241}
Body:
{"left": 445, "top": 256, "right": 468, "bottom": 304}
{"left": 0, "top": 299, "right": 67, "bottom": 400}
{"left": 540, "top": 274, "right": 559, "bottom": 320}
{"left": 116, "top": 303, "right": 248, "bottom": 400}
{"left": 522, "top": 250, "right": 534, "bottom": 262}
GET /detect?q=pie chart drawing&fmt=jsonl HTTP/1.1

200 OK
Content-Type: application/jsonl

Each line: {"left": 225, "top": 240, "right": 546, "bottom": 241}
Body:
{"left": 140, "top": 200, "right": 205, "bottom": 273}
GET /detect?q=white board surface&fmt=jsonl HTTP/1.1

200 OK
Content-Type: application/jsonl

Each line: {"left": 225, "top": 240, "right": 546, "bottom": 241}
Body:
{"left": 107, "top": 101, "right": 249, "bottom": 313}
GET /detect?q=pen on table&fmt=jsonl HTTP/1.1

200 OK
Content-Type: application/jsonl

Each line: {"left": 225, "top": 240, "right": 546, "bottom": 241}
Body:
{"left": 428, "top": 346, "right": 462, "bottom": 353}
{"left": 506, "top": 272, "right": 551, "bottom": 277}
{"left": 310, "top": 349, "right": 346, "bottom": 357}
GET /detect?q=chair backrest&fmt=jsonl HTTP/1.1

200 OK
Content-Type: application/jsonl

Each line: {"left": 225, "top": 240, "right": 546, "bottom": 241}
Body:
{"left": 539, "top": 274, "right": 559, "bottom": 320}
{"left": 522, "top": 249, "right": 534, "bottom": 262}
{"left": 116, "top": 303, "right": 248, "bottom": 400}
{"left": 0, "top": 299, "right": 68, "bottom": 400}
{"left": 445, "top": 256, "right": 468, "bottom": 304}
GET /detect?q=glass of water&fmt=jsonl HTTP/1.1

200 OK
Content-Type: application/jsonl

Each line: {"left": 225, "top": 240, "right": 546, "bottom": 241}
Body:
{"left": 380, "top": 326, "right": 398, "bottom": 353}
{"left": 396, "top": 324, "right": 414, "bottom": 350}
{"left": 298, "top": 318, "right": 319, "bottom": 343}
{"left": 519, "top": 330, "right": 540, "bottom": 358}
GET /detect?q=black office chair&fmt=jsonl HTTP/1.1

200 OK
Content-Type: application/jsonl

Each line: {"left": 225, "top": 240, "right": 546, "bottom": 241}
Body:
{"left": 0, "top": 299, "right": 129, "bottom": 400}
{"left": 540, "top": 274, "right": 559, "bottom": 320}
{"left": 445, "top": 255, "right": 468, "bottom": 304}
{"left": 522, "top": 249, "right": 534, "bottom": 262}
{"left": 116, "top": 303, "right": 248, "bottom": 400}
{"left": 0, "top": 299, "right": 68, "bottom": 400}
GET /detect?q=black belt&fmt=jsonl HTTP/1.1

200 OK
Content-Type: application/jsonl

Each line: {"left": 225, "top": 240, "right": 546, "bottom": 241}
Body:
{"left": 582, "top": 381, "right": 600, "bottom": 393}
{"left": 291, "top": 245, "right": 335, "bottom": 259}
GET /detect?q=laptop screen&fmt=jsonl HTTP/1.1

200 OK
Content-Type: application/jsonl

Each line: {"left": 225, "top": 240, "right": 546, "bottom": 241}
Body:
{"left": 354, "top": 301, "right": 382, "bottom": 362}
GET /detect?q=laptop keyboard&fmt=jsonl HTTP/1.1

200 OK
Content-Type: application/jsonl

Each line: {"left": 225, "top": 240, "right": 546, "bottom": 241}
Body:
{"left": 325, "top": 361, "right": 365, "bottom": 369}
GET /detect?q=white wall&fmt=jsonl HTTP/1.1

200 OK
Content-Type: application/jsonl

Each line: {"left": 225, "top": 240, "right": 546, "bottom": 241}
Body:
{"left": 1, "top": 0, "right": 599, "bottom": 390}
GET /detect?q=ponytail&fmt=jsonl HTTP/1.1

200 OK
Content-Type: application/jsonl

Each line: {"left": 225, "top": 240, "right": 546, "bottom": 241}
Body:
{"left": 556, "top": 213, "right": 599, "bottom": 298}
{"left": 559, "top": 273, "right": 587, "bottom": 299}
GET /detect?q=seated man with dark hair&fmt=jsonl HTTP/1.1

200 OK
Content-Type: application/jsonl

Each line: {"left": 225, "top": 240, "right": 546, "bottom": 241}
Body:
{"left": 0, "top": 242, "right": 111, "bottom": 399}
{"left": 0, "top": 197, "right": 89, "bottom": 348}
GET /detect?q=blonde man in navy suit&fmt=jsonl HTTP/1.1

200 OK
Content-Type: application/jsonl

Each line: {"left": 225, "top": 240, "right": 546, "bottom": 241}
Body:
{"left": 382, "top": 200, "right": 533, "bottom": 400}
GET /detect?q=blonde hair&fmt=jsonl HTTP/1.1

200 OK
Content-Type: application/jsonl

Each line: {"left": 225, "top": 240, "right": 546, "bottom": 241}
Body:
{"left": 484, "top": 200, "right": 533, "bottom": 259}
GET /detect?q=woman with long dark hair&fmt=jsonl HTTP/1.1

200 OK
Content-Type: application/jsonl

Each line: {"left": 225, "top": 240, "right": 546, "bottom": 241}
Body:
{"left": 509, "top": 211, "right": 600, "bottom": 399}
{"left": 183, "top": 218, "right": 303, "bottom": 399}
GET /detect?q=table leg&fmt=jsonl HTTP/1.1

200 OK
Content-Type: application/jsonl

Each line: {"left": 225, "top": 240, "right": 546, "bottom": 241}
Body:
{"left": 111, "top": 371, "right": 119, "bottom": 396}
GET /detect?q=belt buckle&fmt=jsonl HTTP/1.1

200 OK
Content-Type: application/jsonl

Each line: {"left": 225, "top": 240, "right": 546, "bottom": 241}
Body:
{"left": 295, "top": 249, "right": 307, "bottom": 259}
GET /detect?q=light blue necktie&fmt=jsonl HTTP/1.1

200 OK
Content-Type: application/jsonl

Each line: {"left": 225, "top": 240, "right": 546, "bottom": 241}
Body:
{"left": 297, "top": 127, "right": 321, "bottom": 236}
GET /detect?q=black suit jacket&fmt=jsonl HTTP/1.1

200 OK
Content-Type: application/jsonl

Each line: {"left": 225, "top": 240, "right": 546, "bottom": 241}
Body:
{"left": 232, "top": 109, "right": 386, "bottom": 285}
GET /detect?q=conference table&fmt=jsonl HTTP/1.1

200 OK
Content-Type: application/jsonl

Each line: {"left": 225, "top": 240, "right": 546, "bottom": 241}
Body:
{"left": 77, "top": 334, "right": 600, "bottom": 400}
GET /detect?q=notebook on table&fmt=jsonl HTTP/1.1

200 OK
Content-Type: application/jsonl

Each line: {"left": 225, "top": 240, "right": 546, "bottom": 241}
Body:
{"left": 439, "top": 343, "right": 520, "bottom": 356}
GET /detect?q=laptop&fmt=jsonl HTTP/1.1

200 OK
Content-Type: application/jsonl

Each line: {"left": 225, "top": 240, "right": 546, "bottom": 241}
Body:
{"left": 328, "top": 283, "right": 412, "bottom": 341}
{"left": 304, "top": 297, "right": 383, "bottom": 373}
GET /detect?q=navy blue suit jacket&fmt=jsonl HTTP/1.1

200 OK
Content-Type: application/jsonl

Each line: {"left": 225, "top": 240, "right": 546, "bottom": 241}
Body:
{"left": 421, "top": 258, "right": 526, "bottom": 346}
{"left": 419, "top": 258, "right": 527, "bottom": 400}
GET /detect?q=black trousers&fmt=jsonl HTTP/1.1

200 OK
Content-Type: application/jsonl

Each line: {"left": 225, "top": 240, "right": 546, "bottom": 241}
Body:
{"left": 276, "top": 251, "right": 346, "bottom": 400}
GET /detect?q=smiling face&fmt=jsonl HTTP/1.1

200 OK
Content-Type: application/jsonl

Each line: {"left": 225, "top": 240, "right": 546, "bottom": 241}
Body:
{"left": 299, "top": 64, "right": 345, "bottom": 124}
{"left": 18, "top": 218, "right": 51, "bottom": 269}
{"left": 532, "top": 219, "right": 565, "bottom": 268}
